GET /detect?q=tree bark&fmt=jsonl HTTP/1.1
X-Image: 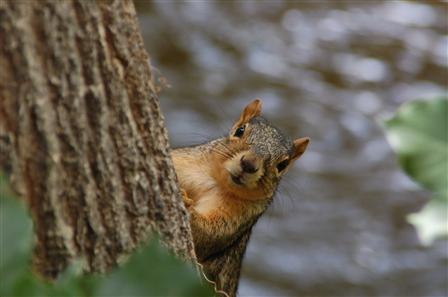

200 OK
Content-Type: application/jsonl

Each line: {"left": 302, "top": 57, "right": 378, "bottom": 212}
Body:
{"left": 0, "top": 0, "right": 195, "bottom": 279}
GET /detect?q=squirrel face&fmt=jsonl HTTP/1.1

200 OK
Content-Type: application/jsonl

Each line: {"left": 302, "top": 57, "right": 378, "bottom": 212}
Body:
{"left": 211, "top": 99, "right": 309, "bottom": 201}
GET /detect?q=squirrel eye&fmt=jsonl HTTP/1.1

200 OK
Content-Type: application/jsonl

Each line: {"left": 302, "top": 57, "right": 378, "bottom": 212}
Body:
{"left": 276, "top": 159, "right": 289, "bottom": 172}
{"left": 234, "top": 125, "right": 245, "bottom": 137}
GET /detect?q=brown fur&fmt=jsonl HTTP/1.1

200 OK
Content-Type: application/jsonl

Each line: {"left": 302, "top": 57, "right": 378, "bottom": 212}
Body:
{"left": 171, "top": 99, "right": 309, "bottom": 296}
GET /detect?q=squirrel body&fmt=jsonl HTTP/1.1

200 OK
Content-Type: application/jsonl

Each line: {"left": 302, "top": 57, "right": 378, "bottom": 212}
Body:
{"left": 171, "top": 99, "right": 309, "bottom": 293}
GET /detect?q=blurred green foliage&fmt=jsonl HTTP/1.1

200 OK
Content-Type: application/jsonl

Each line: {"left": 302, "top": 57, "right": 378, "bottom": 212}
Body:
{"left": 383, "top": 97, "right": 448, "bottom": 243}
{"left": 0, "top": 174, "right": 212, "bottom": 297}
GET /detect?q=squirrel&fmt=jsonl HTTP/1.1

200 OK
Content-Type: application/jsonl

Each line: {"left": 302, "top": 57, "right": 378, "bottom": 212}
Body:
{"left": 171, "top": 99, "right": 309, "bottom": 295}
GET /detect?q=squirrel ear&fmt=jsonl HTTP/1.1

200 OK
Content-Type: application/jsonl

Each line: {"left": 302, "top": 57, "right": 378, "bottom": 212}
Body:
{"left": 237, "top": 99, "right": 262, "bottom": 125}
{"left": 291, "top": 137, "right": 310, "bottom": 161}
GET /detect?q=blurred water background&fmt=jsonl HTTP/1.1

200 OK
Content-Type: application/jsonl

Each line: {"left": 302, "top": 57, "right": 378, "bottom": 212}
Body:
{"left": 136, "top": 1, "right": 447, "bottom": 296}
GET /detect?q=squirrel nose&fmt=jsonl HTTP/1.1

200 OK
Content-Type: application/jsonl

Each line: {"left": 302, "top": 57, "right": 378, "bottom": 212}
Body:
{"left": 240, "top": 156, "right": 258, "bottom": 173}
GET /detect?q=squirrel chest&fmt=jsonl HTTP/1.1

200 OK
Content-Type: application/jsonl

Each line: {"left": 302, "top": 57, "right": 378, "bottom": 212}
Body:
{"left": 172, "top": 150, "right": 224, "bottom": 215}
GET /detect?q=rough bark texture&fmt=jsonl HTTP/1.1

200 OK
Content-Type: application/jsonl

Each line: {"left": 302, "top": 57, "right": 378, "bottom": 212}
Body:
{"left": 0, "top": 0, "right": 195, "bottom": 279}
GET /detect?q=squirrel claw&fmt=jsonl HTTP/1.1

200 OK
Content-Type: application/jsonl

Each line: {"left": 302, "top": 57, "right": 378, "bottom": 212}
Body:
{"left": 181, "top": 189, "right": 194, "bottom": 207}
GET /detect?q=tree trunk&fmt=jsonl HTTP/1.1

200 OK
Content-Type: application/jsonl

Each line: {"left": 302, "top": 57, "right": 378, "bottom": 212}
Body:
{"left": 0, "top": 0, "right": 195, "bottom": 279}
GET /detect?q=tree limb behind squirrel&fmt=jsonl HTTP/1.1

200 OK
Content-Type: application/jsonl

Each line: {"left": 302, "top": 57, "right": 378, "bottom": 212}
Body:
{"left": 172, "top": 99, "right": 310, "bottom": 296}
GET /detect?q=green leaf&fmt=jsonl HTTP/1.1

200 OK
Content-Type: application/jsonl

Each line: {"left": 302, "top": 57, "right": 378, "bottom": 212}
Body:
{"left": 96, "top": 239, "right": 211, "bottom": 297}
{"left": 383, "top": 97, "right": 448, "bottom": 243}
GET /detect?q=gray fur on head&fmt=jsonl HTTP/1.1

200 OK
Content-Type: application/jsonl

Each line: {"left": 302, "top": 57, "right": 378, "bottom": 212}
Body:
{"left": 247, "top": 116, "right": 293, "bottom": 163}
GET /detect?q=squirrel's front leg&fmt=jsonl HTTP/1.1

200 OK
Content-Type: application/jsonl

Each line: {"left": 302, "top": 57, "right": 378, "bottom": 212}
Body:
{"left": 180, "top": 188, "right": 223, "bottom": 258}
{"left": 188, "top": 207, "right": 247, "bottom": 261}
{"left": 180, "top": 188, "right": 194, "bottom": 208}
{"left": 180, "top": 188, "right": 251, "bottom": 261}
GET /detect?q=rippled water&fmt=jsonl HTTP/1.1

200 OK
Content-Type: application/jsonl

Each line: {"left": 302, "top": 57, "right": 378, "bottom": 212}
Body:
{"left": 136, "top": 1, "right": 447, "bottom": 296}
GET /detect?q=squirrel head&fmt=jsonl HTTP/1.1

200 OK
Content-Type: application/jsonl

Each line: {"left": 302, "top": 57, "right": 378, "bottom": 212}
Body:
{"left": 212, "top": 99, "right": 310, "bottom": 201}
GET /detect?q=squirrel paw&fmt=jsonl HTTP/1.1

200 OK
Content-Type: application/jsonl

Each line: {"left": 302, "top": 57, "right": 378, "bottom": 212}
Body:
{"left": 181, "top": 189, "right": 194, "bottom": 207}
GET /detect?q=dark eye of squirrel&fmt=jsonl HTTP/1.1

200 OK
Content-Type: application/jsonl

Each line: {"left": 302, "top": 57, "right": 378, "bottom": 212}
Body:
{"left": 234, "top": 125, "right": 245, "bottom": 137}
{"left": 276, "top": 159, "right": 289, "bottom": 172}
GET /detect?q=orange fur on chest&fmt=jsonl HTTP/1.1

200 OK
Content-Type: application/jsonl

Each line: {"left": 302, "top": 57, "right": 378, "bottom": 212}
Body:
{"left": 172, "top": 150, "right": 225, "bottom": 214}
